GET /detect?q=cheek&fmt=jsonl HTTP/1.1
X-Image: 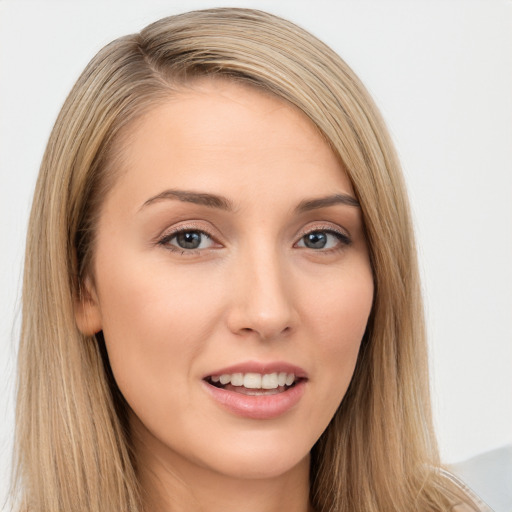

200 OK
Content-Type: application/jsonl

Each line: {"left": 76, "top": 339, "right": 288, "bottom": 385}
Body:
{"left": 303, "top": 264, "right": 373, "bottom": 399}
{"left": 93, "top": 247, "right": 223, "bottom": 409}
{"left": 308, "top": 263, "right": 373, "bottom": 342}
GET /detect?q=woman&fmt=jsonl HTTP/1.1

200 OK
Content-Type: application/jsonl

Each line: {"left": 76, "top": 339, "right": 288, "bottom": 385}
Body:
{"left": 13, "top": 8, "right": 489, "bottom": 512}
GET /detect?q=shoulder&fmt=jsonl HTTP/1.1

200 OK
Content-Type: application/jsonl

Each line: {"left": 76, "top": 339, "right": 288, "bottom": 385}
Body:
{"left": 439, "top": 468, "right": 494, "bottom": 512}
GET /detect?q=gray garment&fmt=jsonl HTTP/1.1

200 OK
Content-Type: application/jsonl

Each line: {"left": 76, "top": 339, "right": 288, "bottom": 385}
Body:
{"left": 441, "top": 468, "right": 495, "bottom": 511}
{"left": 449, "top": 445, "right": 512, "bottom": 512}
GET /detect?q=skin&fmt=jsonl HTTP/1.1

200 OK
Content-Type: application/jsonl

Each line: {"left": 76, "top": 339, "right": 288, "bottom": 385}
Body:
{"left": 76, "top": 79, "right": 374, "bottom": 512}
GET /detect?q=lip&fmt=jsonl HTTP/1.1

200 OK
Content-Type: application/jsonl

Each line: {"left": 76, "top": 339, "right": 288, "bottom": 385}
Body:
{"left": 202, "top": 360, "right": 308, "bottom": 420}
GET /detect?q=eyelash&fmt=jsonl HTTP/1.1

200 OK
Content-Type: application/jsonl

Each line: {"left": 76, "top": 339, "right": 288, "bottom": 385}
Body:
{"left": 157, "top": 224, "right": 215, "bottom": 255}
{"left": 295, "top": 227, "right": 352, "bottom": 252}
{"left": 156, "top": 224, "right": 352, "bottom": 255}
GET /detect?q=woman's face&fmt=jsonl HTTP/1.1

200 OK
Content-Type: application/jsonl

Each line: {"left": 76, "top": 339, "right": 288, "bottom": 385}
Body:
{"left": 78, "top": 80, "right": 373, "bottom": 484}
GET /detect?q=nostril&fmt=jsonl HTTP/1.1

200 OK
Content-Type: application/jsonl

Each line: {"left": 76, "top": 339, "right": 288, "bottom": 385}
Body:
{"left": 237, "top": 324, "right": 292, "bottom": 340}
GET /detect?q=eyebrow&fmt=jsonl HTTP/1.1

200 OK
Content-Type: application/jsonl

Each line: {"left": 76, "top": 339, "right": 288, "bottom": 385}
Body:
{"left": 139, "top": 189, "right": 359, "bottom": 213}
{"left": 295, "top": 193, "right": 360, "bottom": 212}
{"left": 140, "top": 189, "right": 234, "bottom": 211}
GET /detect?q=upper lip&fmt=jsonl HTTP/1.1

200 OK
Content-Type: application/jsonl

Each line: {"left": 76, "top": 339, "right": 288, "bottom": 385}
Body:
{"left": 203, "top": 361, "right": 308, "bottom": 379}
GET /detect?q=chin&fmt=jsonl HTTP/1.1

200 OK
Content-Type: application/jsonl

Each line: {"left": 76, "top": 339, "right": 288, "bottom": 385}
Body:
{"left": 193, "top": 431, "right": 313, "bottom": 481}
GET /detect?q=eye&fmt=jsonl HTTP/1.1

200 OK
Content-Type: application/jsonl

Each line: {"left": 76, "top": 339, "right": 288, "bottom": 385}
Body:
{"left": 159, "top": 229, "right": 215, "bottom": 251}
{"left": 296, "top": 229, "right": 351, "bottom": 250}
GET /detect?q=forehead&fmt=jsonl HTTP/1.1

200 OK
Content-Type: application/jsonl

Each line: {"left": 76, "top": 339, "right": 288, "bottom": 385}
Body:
{"left": 107, "top": 79, "right": 353, "bottom": 212}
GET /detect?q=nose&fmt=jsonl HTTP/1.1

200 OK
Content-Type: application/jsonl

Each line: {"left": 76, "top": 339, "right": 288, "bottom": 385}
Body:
{"left": 225, "top": 245, "right": 297, "bottom": 341}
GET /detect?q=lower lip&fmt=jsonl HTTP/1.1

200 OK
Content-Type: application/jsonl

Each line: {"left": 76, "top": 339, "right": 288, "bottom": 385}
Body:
{"left": 202, "top": 380, "right": 306, "bottom": 420}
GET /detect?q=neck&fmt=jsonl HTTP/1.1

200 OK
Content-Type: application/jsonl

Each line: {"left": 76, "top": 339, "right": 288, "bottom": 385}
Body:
{"left": 140, "top": 461, "right": 312, "bottom": 512}
{"left": 132, "top": 420, "right": 312, "bottom": 512}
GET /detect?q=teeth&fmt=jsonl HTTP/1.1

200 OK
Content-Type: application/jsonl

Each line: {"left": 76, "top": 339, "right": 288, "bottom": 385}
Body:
{"left": 261, "top": 373, "right": 278, "bottom": 389}
{"left": 231, "top": 373, "right": 244, "bottom": 386}
{"left": 211, "top": 372, "right": 296, "bottom": 389}
{"left": 243, "top": 373, "right": 261, "bottom": 389}
{"left": 219, "top": 374, "right": 231, "bottom": 385}
{"left": 285, "top": 374, "right": 295, "bottom": 386}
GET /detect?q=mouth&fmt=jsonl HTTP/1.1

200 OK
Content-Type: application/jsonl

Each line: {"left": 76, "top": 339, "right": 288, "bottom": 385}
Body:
{"left": 205, "top": 372, "right": 303, "bottom": 396}
{"left": 202, "top": 362, "right": 308, "bottom": 419}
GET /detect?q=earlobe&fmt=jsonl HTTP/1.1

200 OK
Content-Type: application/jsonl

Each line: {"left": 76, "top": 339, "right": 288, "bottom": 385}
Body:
{"left": 74, "top": 276, "right": 102, "bottom": 335}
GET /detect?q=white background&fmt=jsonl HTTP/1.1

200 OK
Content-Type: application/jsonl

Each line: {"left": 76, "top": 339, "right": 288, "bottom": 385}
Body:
{"left": 0, "top": 0, "right": 511, "bottom": 505}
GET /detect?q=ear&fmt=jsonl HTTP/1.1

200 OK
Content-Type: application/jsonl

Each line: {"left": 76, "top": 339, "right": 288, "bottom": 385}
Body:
{"left": 74, "top": 276, "right": 103, "bottom": 335}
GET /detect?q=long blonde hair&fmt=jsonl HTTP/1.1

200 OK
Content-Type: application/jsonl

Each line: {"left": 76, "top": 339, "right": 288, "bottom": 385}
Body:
{"left": 15, "top": 8, "right": 459, "bottom": 512}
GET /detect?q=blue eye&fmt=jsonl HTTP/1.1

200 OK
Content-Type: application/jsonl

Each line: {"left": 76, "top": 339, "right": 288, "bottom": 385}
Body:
{"left": 161, "top": 230, "right": 214, "bottom": 251}
{"left": 296, "top": 230, "right": 350, "bottom": 250}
